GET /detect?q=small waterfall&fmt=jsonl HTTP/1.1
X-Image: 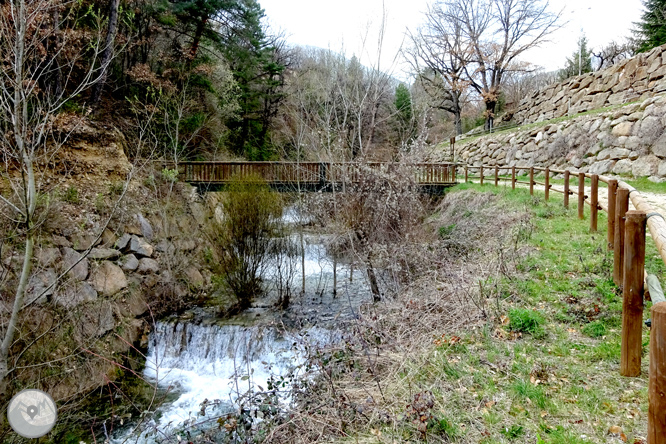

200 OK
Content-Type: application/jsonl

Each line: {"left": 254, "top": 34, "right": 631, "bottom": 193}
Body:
{"left": 115, "top": 322, "right": 338, "bottom": 442}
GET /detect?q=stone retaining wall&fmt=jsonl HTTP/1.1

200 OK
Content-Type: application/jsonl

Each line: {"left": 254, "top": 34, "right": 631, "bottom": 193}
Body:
{"left": 455, "top": 93, "right": 666, "bottom": 181}
{"left": 513, "top": 44, "right": 666, "bottom": 125}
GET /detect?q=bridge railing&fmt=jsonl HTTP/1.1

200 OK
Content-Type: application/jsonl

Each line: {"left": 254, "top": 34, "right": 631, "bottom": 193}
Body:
{"left": 178, "top": 161, "right": 457, "bottom": 186}
{"left": 462, "top": 163, "right": 666, "bottom": 443}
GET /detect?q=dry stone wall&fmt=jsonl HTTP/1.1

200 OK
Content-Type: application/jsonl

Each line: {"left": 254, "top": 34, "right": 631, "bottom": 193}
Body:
{"left": 455, "top": 93, "right": 666, "bottom": 181}
{"left": 513, "top": 44, "right": 666, "bottom": 125}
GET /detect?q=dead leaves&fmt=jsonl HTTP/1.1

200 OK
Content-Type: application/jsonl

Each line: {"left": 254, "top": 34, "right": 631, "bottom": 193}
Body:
{"left": 432, "top": 334, "right": 461, "bottom": 347}
{"left": 608, "top": 425, "right": 628, "bottom": 442}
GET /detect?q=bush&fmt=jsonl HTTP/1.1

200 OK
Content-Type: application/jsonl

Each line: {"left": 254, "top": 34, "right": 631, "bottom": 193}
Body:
{"left": 508, "top": 308, "right": 546, "bottom": 338}
{"left": 213, "top": 175, "right": 283, "bottom": 311}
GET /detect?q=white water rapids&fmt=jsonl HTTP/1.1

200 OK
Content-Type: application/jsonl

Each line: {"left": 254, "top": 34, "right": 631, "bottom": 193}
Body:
{"left": 114, "top": 221, "right": 372, "bottom": 443}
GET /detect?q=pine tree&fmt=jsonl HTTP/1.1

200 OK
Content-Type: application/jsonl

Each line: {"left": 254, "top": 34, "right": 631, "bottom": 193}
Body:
{"left": 558, "top": 35, "right": 593, "bottom": 80}
{"left": 635, "top": 0, "right": 666, "bottom": 52}
{"left": 395, "top": 84, "right": 413, "bottom": 124}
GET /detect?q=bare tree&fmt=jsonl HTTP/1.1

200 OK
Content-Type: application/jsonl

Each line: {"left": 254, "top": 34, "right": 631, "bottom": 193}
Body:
{"left": 406, "top": 3, "right": 472, "bottom": 135}
{"left": 0, "top": 0, "right": 111, "bottom": 395}
{"left": 422, "top": 0, "right": 561, "bottom": 130}
{"left": 593, "top": 40, "right": 636, "bottom": 70}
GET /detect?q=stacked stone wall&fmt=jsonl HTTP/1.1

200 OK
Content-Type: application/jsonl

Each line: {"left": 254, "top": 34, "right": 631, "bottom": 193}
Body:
{"left": 513, "top": 44, "right": 666, "bottom": 125}
{"left": 455, "top": 93, "right": 666, "bottom": 181}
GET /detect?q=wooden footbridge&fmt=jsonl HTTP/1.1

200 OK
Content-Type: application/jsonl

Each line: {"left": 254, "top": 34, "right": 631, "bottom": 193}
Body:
{"left": 178, "top": 161, "right": 457, "bottom": 193}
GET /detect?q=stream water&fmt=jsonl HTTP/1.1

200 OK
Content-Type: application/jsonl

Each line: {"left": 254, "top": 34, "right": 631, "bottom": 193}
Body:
{"left": 114, "top": 208, "right": 372, "bottom": 443}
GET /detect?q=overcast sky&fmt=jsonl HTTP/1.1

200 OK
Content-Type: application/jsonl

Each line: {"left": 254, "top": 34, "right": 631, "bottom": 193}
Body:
{"left": 260, "top": 0, "right": 645, "bottom": 80}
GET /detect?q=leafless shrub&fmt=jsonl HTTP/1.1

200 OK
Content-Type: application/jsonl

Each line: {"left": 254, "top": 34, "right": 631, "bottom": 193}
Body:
{"left": 258, "top": 188, "right": 534, "bottom": 443}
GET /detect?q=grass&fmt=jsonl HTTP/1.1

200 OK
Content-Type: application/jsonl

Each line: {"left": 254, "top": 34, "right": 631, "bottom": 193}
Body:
{"left": 335, "top": 183, "right": 654, "bottom": 444}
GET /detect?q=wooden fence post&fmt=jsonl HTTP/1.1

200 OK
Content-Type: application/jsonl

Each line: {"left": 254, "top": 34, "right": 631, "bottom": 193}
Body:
{"left": 649, "top": 302, "right": 666, "bottom": 443}
{"left": 511, "top": 166, "right": 516, "bottom": 190}
{"left": 613, "top": 188, "right": 630, "bottom": 287}
{"left": 480, "top": 166, "right": 484, "bottom": 186}
{"left": 529, "top": 167, "right": 534, "bottom": 195}
{"left": 564, "top": 170, "right": 570, "bottom": 209}
{"left": 608, "top": 179, "right": 618, "bottom": 250}
{"left": 545, "top": 167, "right": 550, "bottom": 200}
{"left": 590, "top": 174, "right": 599, "bottom": 232}
{"left": 621, "top": 211, "right": 647, "bottom": 377}
{"left": 495, "top": 166, "right": 499, "bottom": 187}
{"left": 465, "top": 165, "right": 468, "bottom": 183}
{"left": 578, "top": 172, "right": 585, "bottom": 220}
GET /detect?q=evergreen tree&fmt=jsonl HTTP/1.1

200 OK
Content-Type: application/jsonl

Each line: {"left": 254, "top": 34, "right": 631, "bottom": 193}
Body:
{"left": 635, "top": 0, "right": 666, "bottom": 52}
{"left": 220, "top": 0, "right": 288, "bottom": 160}
{"left": 395, "top": 83, "right": 413, "bottom": 124}
{"left": 559, "top": 35, "right": 593, "bottom": 80}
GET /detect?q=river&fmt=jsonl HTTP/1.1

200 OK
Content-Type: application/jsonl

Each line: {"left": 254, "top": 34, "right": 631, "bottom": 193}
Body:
{"left": 113, "top": 209, "right": 372, "bottom": 443}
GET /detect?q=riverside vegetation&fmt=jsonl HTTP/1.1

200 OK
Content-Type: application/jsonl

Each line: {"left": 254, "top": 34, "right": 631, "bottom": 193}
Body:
{"left": 234, "top": 183, "right": 660, "bottom": 444}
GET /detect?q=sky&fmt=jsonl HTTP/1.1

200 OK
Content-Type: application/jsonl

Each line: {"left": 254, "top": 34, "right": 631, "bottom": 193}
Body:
{"left": 260, "top": 0, "right": 645, "bottom": 80}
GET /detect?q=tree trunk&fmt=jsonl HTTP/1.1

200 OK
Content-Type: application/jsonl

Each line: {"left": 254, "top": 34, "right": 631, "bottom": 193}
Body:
{"left": 189, "top": 17, "right": 208, "bottom": 63}
{"left": 454, "top": 110, "right": 462, "bottom": 135}
{"left": 91, "top": 0, "right": 121, "bottom": 106}
{"left": 484, "top": 99, "right": 496, "bottom": 132}
{"left": 366, "top": 261, "right": 381, "bottom": 302}
{"left": 52, "top": 7, "right": 62, "bottom": 97}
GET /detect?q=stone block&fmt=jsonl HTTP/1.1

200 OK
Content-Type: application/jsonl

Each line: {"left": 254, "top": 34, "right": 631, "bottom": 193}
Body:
{"left": 78, "top": 301, "right": 114, "bottom": 338}
{"left": 90, "top": 261, "right": 128, "bottom": 297}
{"left": 184, "top": 266, "right": 204, "bottom": 288}
{"left": 54, "top": 282, "right": 98, "bottom": 309}
{"left": 26, "top": 269, "right": 56, "bottom": 305}
{"left": 608, "top": 92, "right": 627, "bottom": 106}
{"left": 129, "top": 236, "right": 154, "bottom": 258}
{"left": 36, "top": 247, "right": 61, "bottom": 268}
{"left": 115, "top": 233, "right": 132, "bottom": 250}
{"left": 88, "top": 248, "right": 121, "bottom": 260}
{"left": 659, "top": 160, "right": 666, "bottom": 176}
{"left": 611, "top": 121, "right": 633, "bottom": 137}
{"left": 137, "top": 258, "right": 160, "bottom": 274}
{"left": 613, "top": 159, "right": 633, "bottom": 174}
{"left": 652, "top": 132, "right": 666, "bottom": 158}
{"left": 588, "top": 160, "right": 616, "bottom": 175}
{"left": 632, "top": 155, "right": 660, "bottom": 176}
{"left": 598, "top": 148, "right": 630, "bottom": 160}
{"left": 135, "top": 214, "right": 154, "bottom": 240}
{"left": 62, "top": 247, "right": 89, "bottom": 281}
{"left": 70, "top": 233, "right": 99, "bottom": 251}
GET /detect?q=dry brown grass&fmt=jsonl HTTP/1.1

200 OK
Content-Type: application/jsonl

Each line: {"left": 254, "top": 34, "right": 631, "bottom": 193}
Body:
{"left": 261, "top": 189, "right": 534, "bottom": 443}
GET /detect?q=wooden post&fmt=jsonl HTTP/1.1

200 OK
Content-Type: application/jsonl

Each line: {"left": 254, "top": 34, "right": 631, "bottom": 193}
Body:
{"left": 578, "top": 172, "right": 585, "bottom": 220}
{"left": 511, "top": 166, "right": 516, "bottom": 190}
{"left": 608, "top": 179, "right": 618, "bottom": 250}
{"left": 648, "top": 302, "right": 666, "bottom": 443}
{"left": 613, "top": 188, "right": 630, "bottom": 287}
{"left": 480, "top": 166, "right": 484, "bottom": 185}
{"left": 529, "top": 167, "right": 534, "bottom": 195}
{"left": 621, "top": 210, "right": 646, "bottom": 377}
{"left": 563, "top": 170, "right": 570, "bottom": 209}
{"left": 590, "top": 174, "right": 599, "bottom": 232}
{"left": 494, "top": 166, "right": 499, "bottom": 187}
{"left": 544, "top": 167, "right": 550, "bottom": 200}
{"left": 465, "top": 165, "right": 468, "bottom": 183}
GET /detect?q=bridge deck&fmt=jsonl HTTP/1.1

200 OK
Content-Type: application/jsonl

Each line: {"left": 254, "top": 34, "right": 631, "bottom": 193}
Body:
{"left": 179, "top": 162, "right": 457, "bottom": 190}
